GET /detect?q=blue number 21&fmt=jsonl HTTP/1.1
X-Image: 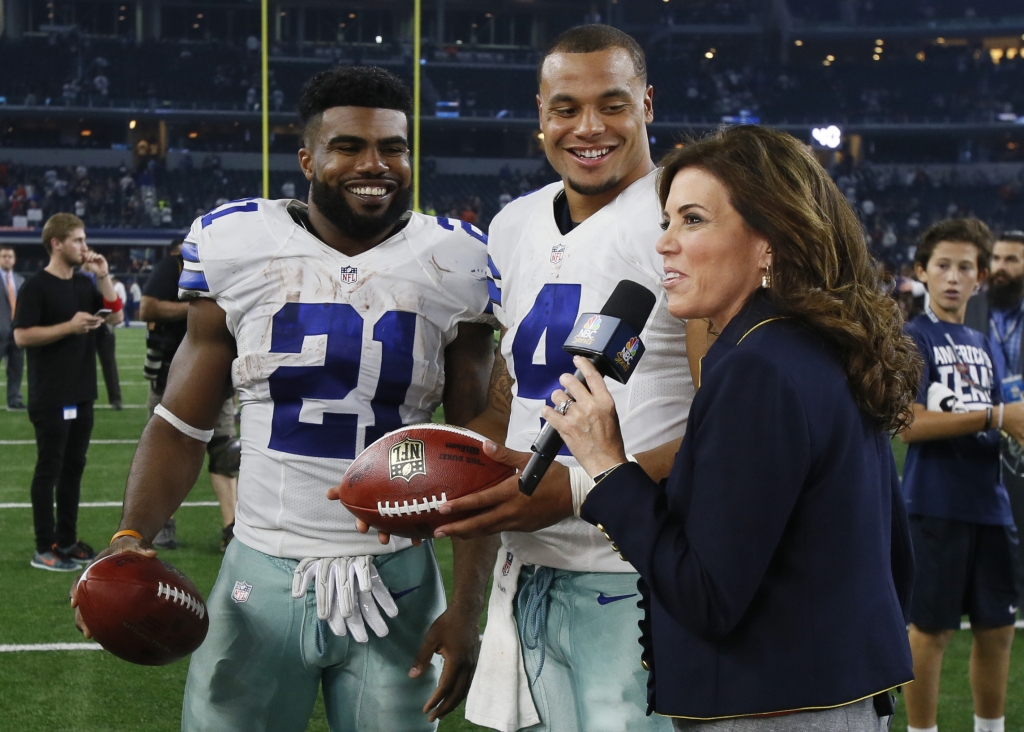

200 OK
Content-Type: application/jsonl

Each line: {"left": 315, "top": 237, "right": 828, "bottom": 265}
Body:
{"left": 267, "top": 303, "right": 416, "bottom": 459}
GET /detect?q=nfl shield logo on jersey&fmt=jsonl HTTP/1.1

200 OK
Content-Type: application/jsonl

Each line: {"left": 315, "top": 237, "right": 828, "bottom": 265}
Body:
{"left": 231, "top": 581, "right": 253, "bottom": 603}
{"left": 549, "top": 243, "right": 565, "bottom": 264}
{"left": 340, "top": 266, "right": 358, "bottom": 284}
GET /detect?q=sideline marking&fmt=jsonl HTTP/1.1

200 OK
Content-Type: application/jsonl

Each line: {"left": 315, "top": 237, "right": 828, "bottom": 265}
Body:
{"left": 0, "top": 439, "right": 139, "bottom": 445}
{"left": 0, "top": 501, "right": 218, "bottom": 509}
{"left": 961, "top": 620, "right": 1024, "bottom": 630}
{"left": 0, "top": 643, "right": 103, "bottom": 653}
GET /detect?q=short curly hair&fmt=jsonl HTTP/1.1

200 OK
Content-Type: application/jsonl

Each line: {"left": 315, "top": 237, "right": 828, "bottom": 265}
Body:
{"left": 299, "top": 66, "right": 412, "bottom": 144}
{"left": 915, "top": 217, "right": 992, "bottom": 272}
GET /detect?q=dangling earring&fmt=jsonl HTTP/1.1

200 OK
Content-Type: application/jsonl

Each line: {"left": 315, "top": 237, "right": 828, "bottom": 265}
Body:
{"left": 761, "top": 266, "right": 772, "bottom": 289}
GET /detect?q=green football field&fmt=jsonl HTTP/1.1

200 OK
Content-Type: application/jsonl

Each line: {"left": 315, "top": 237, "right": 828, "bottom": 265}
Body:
{"left": 0, "top": 327, "right": 1020, "bottom": 731}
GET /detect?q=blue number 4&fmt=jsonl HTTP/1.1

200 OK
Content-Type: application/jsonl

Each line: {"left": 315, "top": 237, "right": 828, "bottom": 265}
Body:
{"left": 267, "top": 303, "right": 416, "bottom": 459}
{"left": 511, "top": 283, "right": 581, "bottom": 455}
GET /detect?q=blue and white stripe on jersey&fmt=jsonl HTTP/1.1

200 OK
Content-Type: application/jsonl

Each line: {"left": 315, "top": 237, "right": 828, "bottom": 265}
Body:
{"left": 486, "top": 255, "right": 501, "bottom": 316}
{"left": 178, "top": 238, "right": 209, "bottom": 293}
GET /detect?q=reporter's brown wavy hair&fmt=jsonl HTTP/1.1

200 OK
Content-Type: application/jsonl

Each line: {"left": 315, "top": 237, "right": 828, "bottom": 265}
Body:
{"left": 658, "top": 125, "right": 921, "bottom": 432}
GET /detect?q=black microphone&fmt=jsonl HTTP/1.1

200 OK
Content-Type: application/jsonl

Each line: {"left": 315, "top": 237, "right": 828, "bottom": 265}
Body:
{"left": 519, "top": 280, "right": 657, "bottom": 496}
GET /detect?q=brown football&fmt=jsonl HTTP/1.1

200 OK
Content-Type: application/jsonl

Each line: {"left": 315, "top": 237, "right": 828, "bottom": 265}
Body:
{"left": 339, "top": 424, "right": 515, "bottom": 539}
{"left": 76, "top": 553, "right": 210, "bottom": 666}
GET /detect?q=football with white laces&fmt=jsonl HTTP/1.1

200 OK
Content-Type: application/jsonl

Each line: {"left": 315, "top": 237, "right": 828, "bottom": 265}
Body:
{"left": 338, "top": 424, "right": 516, "bottom": 539}
{"left": 76, "top": 553, "right": 210, "bottom": 665}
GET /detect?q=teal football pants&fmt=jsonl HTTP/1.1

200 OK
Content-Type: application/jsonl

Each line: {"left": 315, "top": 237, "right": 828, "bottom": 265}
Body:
{"left": 514, "top": 565, "right": 672, "bottom": 732}
{"left": 182, "top": 539, "right": 444, "bottom": 732}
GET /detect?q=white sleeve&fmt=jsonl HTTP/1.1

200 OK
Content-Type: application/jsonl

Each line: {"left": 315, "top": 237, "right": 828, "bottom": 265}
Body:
{"left": 177, "top": 217, "right": 211, "bottom": 300}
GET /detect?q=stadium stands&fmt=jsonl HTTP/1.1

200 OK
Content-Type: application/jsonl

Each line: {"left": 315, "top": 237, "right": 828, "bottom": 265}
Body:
{"left": 1, "top": 33, "right": 1023, "bottom": 125}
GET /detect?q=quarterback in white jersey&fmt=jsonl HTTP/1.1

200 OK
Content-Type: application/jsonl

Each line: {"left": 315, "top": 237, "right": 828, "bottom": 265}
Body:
{"left": 72, "top": 67, "right": 497, "bottom": 732}
{"left": 486, "top": 169, "right": 690, "bottom": 573}
{"left": 436, "top": 26, "right": 693, "bottom": 732}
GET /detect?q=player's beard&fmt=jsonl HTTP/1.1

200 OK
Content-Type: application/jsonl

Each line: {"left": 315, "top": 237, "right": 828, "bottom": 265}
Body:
{"left": 310, "top": 176, "right": 413, "bottom": 242}
{"left": 565, "top": 174, "right": 624, "bottom": 197}
{"left": 988, "top": 272, "right": 1024, "bottom": 310}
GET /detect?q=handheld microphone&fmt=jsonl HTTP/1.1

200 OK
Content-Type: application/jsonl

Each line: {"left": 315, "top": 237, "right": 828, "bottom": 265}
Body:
{"left": 519, "top": 280, "right": 657, "bottom": 496}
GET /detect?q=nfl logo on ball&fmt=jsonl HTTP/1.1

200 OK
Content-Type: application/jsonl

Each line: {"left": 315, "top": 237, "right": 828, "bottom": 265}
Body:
{"left": 340, "top": 266, "right": 358, "bottom": 284}
{"left": 389, "top": 438, "right": 427, "bottom": 482}
{"left": 231, "top": 581, "right": 252, "bottom": 604}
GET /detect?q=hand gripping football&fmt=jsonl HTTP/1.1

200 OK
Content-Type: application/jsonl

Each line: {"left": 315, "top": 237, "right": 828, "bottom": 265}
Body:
{"left": 338, "top": 424, "right": 515, "bottom": 539}
{"left": 76, "top": 553, "right": 210, "bottom": 666}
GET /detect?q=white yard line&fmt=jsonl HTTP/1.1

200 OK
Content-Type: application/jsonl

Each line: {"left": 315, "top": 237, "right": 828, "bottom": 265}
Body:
{"left": 0, "top": 501, "right": 218, "bottom": 509}
{"left": 0, "top": 439, "right": 138, "bottom": 445}
{"left": 0, "top": 643, "right": 103, "bottom": 653}
{"left": 0, "top": 381, "right": 150, "bottom": 386}
{"left": 960, "top": 620, "right": 1024, "bottom": 630}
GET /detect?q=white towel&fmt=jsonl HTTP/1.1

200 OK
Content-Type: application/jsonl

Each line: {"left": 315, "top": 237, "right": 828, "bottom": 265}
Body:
{"left": 465, "top": 548, "right": 541, "bottom": 731}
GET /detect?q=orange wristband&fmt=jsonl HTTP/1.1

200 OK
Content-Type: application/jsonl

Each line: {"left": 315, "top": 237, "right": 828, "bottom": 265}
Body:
{"left": 110, "top": 529, "right": 144, "bottom": 545}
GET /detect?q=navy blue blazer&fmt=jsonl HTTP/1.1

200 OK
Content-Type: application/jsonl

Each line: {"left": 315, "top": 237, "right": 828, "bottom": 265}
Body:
{"left": 581, "top": 292, "right": 914, "bottom": 720}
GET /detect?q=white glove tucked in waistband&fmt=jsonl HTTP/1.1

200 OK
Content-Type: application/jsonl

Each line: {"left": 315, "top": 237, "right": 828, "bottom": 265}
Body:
{"left": 291, "top": 556, "right": 399, "bottom": 643}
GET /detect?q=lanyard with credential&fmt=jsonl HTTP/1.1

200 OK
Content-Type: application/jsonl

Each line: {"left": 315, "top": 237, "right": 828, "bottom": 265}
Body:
{"left": 990, "top": 305, "right": 1024, "bottom": 376}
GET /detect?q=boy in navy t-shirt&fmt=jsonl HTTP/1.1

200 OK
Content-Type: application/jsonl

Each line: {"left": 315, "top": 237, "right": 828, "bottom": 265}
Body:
{"left": 901, "top": 218, "right": 1023, "bottom": 732}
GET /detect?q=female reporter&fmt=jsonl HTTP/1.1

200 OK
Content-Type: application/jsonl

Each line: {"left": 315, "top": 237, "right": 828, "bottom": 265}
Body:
{"left": 544, "top": 125, "right": 921, "bottom": 730}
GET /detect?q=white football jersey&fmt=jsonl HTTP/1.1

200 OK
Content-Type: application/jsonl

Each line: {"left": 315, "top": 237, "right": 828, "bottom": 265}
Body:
{"left": 179, "top": 198, "right": 492, "bottom": 559}
{"left": 489, "top": 170, "right": 694, "bottom": 573}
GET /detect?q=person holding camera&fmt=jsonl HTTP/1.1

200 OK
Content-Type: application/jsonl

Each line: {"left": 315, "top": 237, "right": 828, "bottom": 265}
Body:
{"left": 140, "top": 238, "right": 239, "bottom": 551}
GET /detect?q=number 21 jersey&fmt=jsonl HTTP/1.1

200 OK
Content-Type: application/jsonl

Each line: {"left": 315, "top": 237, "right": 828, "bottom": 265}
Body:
{"left": 180, "top": 198, "right": 493, "bottom": 559}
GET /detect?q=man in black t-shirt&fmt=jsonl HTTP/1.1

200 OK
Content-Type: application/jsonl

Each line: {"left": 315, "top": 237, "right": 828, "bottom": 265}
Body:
{"left": 13, "top": 214, "right": 123, "bottom": 572}
{"left": 140, "top": 240, "right": 239, "bottom": 552}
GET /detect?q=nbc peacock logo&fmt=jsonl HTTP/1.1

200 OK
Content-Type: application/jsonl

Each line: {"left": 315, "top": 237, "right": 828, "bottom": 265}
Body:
{"left": 619, "top": 337, "right": 640, "bottom": 366}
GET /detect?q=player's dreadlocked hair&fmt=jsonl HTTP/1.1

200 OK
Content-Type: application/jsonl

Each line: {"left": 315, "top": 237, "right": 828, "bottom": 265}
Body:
{"left": 299, "top": 66, "right": 412, "bottom": 144}
{"left": 659, "top": 125, "right": 923, "bottom": 433}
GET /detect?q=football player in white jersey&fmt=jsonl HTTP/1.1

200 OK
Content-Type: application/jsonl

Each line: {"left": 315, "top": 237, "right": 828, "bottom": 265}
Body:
{"left": 426, "top": 25, "right": 694, "bottom": 732}
{"left": 71, "top": 67, "right": 498, "bottom": 731}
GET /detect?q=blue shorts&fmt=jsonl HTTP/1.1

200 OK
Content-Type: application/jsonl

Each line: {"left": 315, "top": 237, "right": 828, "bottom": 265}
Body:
{"left": 909, "top": 515, "right": 1020, "bottom": 630}
{"left": 181, "top": 539, "right": 445, "bottom": 732}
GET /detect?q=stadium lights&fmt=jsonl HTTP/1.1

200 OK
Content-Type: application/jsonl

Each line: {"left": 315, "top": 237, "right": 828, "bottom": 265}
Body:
{"left": 129, "top": 120, "right": 136, "bottom": 129}
{"left": 705, "top": 51, "right": 714, "bottom": 59}
{"left": 826, "top": 55, "right": 835, "bottom": 61}
{"left": 876, "top": 39, "right": 884, "bottom": 45}
{"left": 873, "top": 54, "right": 880, "bottom": 60}
{"left": 937, "top": 37, "right": 945, "bottom": 44}
{"left": 874, "top": 46, "right": 883, "bottom": 53}
{"left": 375, "top": 36, "right": 383, "bottom": 43}
{"left": 80, "top": 130, "right": 92, "bottom": 137}
{"left": 811, "top": 125, "right": 842, "bottom": 149}
{"left": 188, "top": 131, "right": 198, "bottom": 139}
{"left": 917, "top": 51, "right": 926, "bottom": 61}
{"left": 795, "top": 40, "right": 804, "bottom": 46}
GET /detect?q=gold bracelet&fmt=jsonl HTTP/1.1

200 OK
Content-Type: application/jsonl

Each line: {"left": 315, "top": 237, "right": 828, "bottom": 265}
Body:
{"left": 110, "top": 529, "right": 143, "bottom": 545}
{"left": 594, "top": 462, "right": 627, "bottom": 486}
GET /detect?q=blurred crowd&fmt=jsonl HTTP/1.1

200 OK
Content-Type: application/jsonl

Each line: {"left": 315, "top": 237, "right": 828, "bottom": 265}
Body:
{"left": 3, "top": 157, "right": 1021, "bottom": 276}
{"left": 2, "top": 33, "right": 1023, "bottom": 127}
